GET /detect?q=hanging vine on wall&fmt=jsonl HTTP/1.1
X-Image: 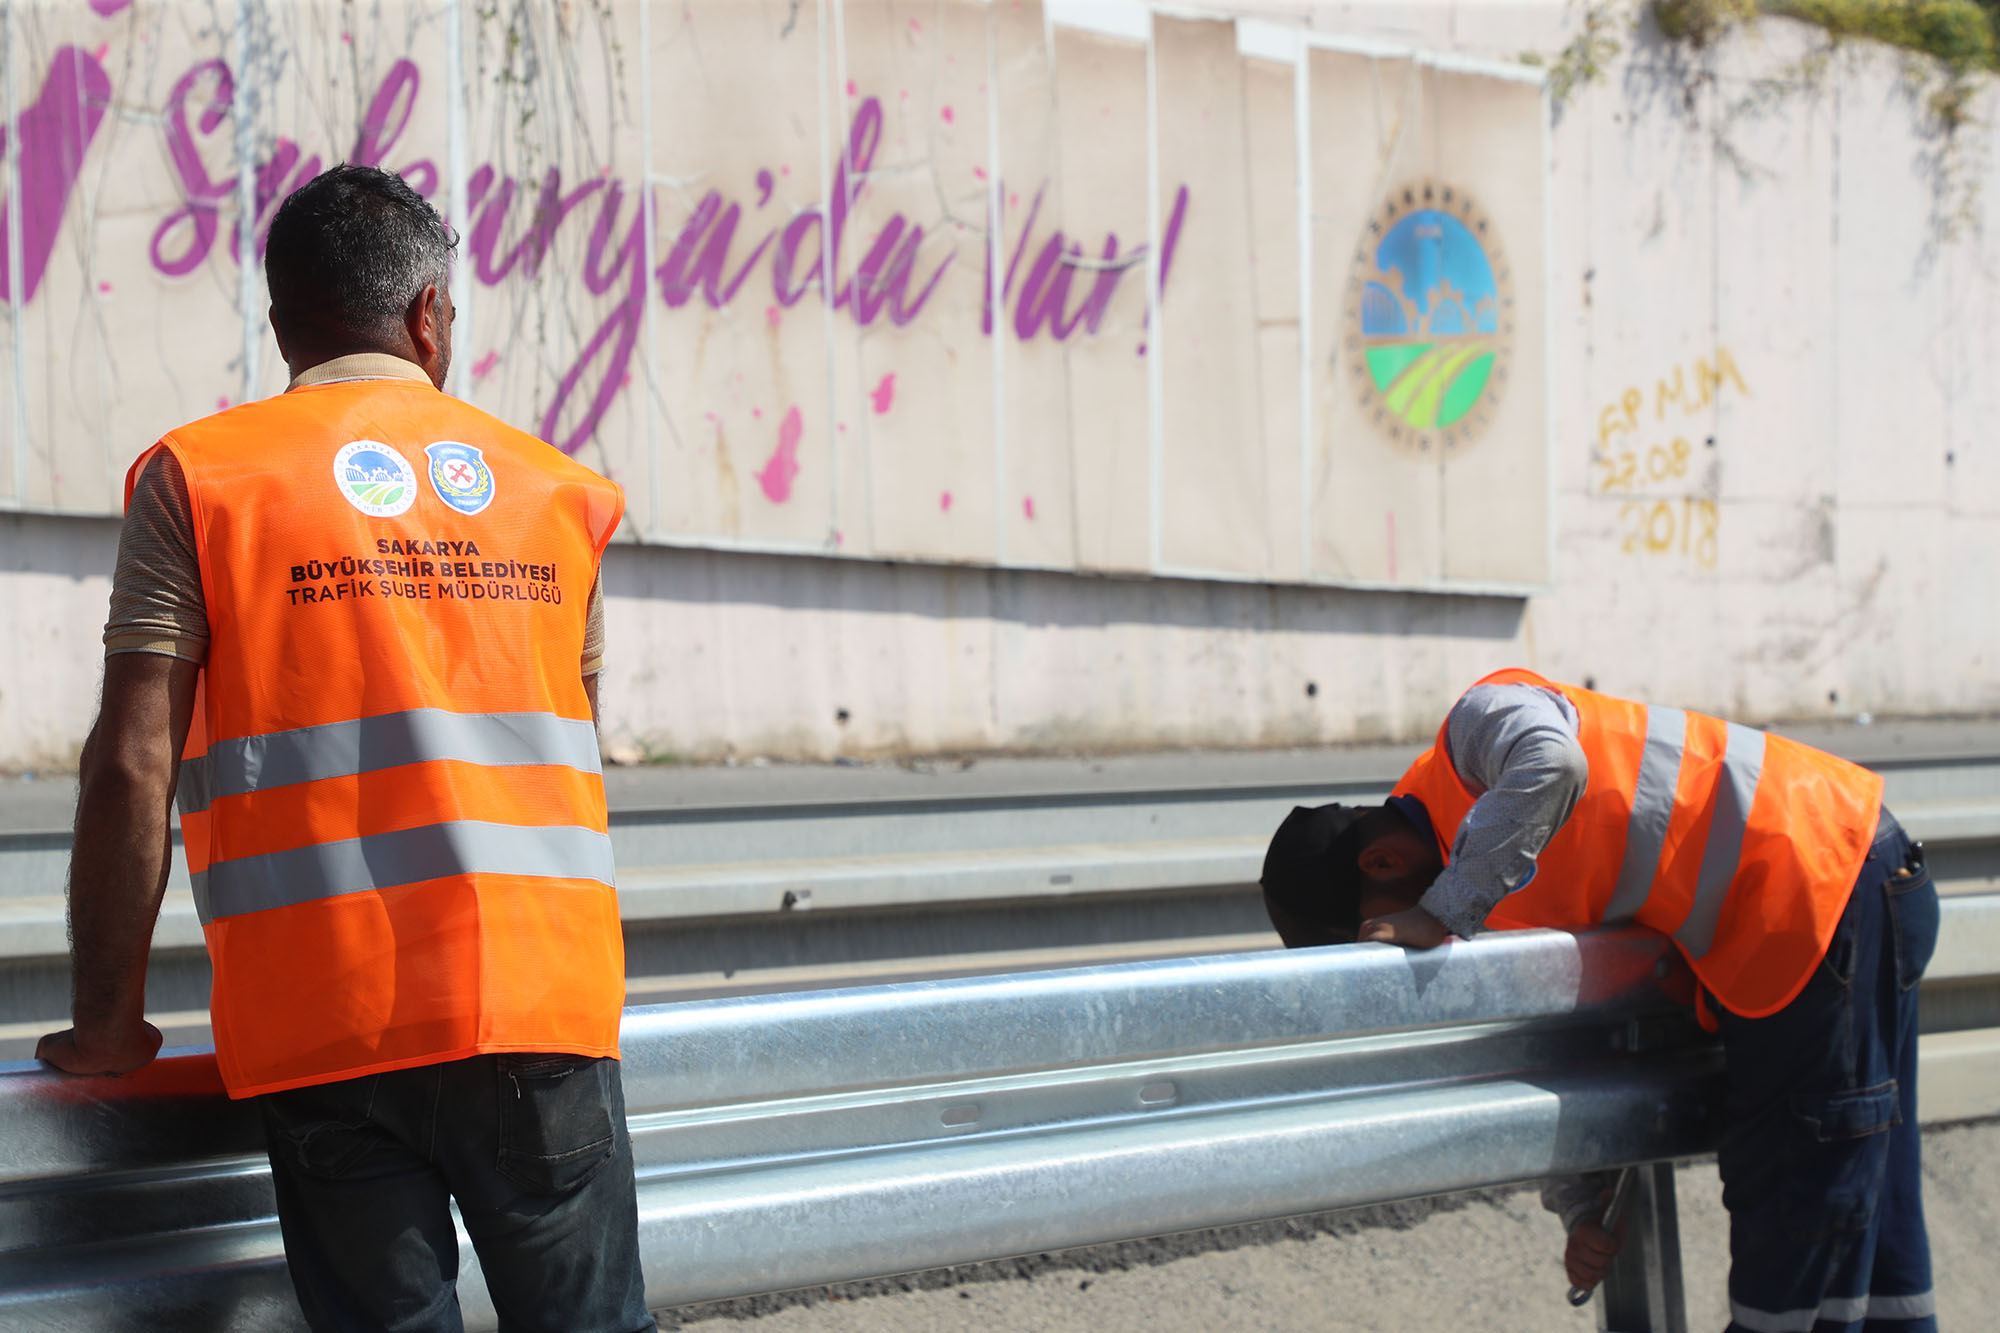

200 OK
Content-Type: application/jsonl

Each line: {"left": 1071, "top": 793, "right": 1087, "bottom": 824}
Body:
{"left": 1531, "top": 3, "right": 1998, "bottom": 118}
{"left": 1525, "top": 2, "right": 2000, "bottom": 239}
{"left": 1519, "top": 1, "right": 1626, "bottom": 107}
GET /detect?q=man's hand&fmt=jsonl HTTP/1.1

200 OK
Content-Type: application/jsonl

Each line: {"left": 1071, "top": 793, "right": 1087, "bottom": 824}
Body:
{"left": 1357, "top": 906, "right": 1451, "bottom": 949}
{"left": 1564, "top": 1186, "right": 1626, "bottom": 1292}
{"left": 35, "top": 1021, "right": 163, "bottom": 1077}
{"left": 1565, "top": 1216, "right": 1622, "bottom": 1291}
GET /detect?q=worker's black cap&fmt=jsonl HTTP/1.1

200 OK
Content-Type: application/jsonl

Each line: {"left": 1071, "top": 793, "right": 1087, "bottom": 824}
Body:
{"left": 1259, "top": 802, "right": 1373, "bottom": 938}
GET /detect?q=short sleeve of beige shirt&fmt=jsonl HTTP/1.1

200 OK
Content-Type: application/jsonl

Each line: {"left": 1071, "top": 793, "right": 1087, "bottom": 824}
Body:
{"left": 105, "top": 424, "right": 606, "bottom": 675}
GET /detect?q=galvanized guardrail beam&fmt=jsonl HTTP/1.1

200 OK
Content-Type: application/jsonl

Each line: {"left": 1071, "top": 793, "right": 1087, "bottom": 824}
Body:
{"left": 1, "top": 894, "right": 1995, "bottom": 1330}
{"left": 6, "top": 755, "right": 1999, "bottom": 1063}
{"left": 3, "top": 754, "right": 1998, "bottom": 949}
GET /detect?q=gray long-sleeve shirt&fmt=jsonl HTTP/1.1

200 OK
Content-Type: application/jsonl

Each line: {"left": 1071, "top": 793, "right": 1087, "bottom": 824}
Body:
{"left": 1415, "top": 683, "right": 1591, "bottom": 939}
{"left": 1414, "top": 682, "right": 1612, "bottom": 1230}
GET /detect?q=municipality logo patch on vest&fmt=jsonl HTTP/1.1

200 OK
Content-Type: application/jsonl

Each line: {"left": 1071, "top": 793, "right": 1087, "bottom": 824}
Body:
{"left": 333, "top": 441, "right": 417, "bottom": 518}
{"left": 425, "top": 441, "right": 495, "bottom": 516}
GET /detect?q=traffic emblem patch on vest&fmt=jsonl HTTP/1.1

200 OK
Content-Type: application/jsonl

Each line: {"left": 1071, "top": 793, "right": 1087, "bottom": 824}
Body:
{"left": 333, "top": 440, "right": 417, "bottom": 518}
{"left": 425, "top": 441, "right": 496, "bottom": 516}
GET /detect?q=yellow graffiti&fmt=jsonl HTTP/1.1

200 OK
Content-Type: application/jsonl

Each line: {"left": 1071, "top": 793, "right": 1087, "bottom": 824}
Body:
{"left": 1619, "top": 498, "right": 1719, "bottom": 570}
{"left": 1594, "top": 437, "right": 1692, "bottom": 493}
{"left": 1596, "top": 346, "right": 1749, "bottom": 449}
{"left": 1592, "top": 347, "right": 1743, "bottom": 570}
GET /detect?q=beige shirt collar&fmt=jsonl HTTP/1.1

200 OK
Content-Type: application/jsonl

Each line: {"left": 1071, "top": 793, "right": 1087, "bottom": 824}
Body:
{"left": 286, "top": 353, "right": 437, "bottom": 391}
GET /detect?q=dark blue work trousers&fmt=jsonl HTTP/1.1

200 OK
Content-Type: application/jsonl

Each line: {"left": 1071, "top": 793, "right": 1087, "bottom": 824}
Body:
{"left": 1714, "top": 811, "right": 1939, "bottom": 1333}
{"left": 258, "top": 1053, "right": 654, "bottom": 1333}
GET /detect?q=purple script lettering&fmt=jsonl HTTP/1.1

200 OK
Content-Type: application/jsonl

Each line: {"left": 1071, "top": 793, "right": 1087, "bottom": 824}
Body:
{"left": 124, "top": 61, "right": 1194, "bottom": 459}
{"left": 2, "top": 48, "right": 112, "bottom": 303}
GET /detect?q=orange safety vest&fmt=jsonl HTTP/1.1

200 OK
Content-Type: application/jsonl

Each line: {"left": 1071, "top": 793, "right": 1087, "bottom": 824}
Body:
{"left": 130, "top": 376, "right": 626, "bottom": 1098}
{"left": 1392, "top": 668, "right": 1883, "bottom": 1019}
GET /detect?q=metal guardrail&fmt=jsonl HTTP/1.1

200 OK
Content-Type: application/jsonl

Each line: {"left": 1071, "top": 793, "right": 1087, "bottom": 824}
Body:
{"left": 6, "top": 758, "right": 1998, "bottom": 941}
{"left": 1, "top": 895, "right": 1995, "bottom": 1330}
{"left": 6, "top": 751, "right": 2000, "bottom": 1058}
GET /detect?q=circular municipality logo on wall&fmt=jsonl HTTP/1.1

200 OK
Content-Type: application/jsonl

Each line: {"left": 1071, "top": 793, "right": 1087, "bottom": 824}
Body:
{"left": 333, "top": 440, "right": 418, "bottom": 518}
{"left": 1343, "top": 181, "right": 1514, "bottom": 458}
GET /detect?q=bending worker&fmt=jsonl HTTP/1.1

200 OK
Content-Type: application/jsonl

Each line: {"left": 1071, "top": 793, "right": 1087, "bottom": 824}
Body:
{"left": 1258, "top": 668, "right": 1938, "bottom": 1333}
{"left": 36, "top": 165, "right": 653, "bottom": 1332}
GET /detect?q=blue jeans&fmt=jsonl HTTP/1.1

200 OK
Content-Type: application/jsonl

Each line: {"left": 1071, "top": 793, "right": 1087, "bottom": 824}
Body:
{"left": 1713, "top": 811, "right": 1939, "bottom": 1333}
{"left": 259, "top": 1053, "right": 654, "bottom": 1333}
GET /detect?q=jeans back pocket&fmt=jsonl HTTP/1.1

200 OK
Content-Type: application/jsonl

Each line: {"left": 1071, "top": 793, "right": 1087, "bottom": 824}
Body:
{"left": 495, "top": 1054, "right": 618, "bottom": 1196}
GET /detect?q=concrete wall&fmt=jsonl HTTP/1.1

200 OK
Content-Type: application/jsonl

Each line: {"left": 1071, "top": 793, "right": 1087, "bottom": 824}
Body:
{"left": 4, "top": 1, "right": 1999, "bottom": 767}
{"left": 602, "top": 1, "right": 2000, "bottom": 761}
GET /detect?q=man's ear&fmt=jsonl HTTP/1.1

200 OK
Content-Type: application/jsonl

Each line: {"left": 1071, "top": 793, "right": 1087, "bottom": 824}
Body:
{"left": 406, "top": 285, "right": 442, "bottom": 361}
{"left": 267, "top": 308, "right": 290, "bottom": 365}
{"left": 1357, "top": 837, "right": 1412, "bottom": 881}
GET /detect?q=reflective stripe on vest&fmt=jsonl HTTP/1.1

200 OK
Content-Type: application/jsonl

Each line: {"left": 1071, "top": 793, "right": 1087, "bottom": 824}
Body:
{"left": 1600, "top": 706, "right": 1771, "bottom": 958}
{"left": 180, "top": 707, "right": 608, "bottom": 925}
{"left": 192, "top": 819, "right": 616, "bottom": 924}
{"left": 177, "top": 707, "right": 601, "bottom": 816}
{"left": 1678, "top": 723, "right": 1767, "bottom": 958}
{"left": 1605, "top": 705, "right": 1685, "bottom": 921}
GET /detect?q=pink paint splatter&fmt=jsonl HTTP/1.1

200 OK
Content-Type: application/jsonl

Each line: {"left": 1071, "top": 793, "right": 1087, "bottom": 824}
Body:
{"left": 704, "top": 411, "right": 719, "bottom": 425}
{"left": 752, "top": 407, "right": 763, "bottom": 420}
{"left": 765, "top": 304, "right": 781, "bottom": 329}
{"left": 1023, "top": 496, "right": 1036, "bottom": 520}
{"left": 215, "top": 396, "right": 231, "bottom": 411}
{"left": 834, "top": 529, "right": 845, "bottom": 547}
{"left": 909, "top": 18, "right": 923, "bottom": 32}
{"left": 846, "top": 79, "right": 857, "bottom": 97}
{"left": 780, "top": 163, "right": 791, "bottom": 177}
{"left": 96, "top": 280, "right": 112, "bottom": 294}
{"left": 1008, "top": 190, "right": 1019, "bottom": 209}
{"left": 1136, "top": 343, "right": 1147, "bottom": 357}
{"left": 757, "top": 407, "right": 804, "bottom": 503}
{"left": 88, "top": 0, "right": 132, "bottom": 16}
{"left": 972, "top": 165, "right": 987, "bottom": 181}
{"left": 939, "top": 491, "right": 954, "bottom": 513}
{"left": 341, "top": 31, "right": 352, "bottom": 44}
{"left": 940, "top": 106, "right": 954, "bottom": 125}
{"left": 620, "top": 373, "right": 632, "bottom": 389}
{"left": 92, "top": 44, "right": 110, "bottom": 65}
{"left": 870, "top": 372, "right": 895, "bottom": 414}
{"left": 837, "top": 422, "right": 848, "bottom": 433}
{"left": 471, "top": 350, "right": 500, "bottom": 381}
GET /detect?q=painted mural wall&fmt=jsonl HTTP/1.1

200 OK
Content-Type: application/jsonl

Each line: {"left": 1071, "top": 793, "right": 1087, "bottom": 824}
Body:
{"left": 0, "top": 0, "right": 1549, "bottom": 591}
{"left": 3, "top": 0, "right": 1997, "bottom": 768}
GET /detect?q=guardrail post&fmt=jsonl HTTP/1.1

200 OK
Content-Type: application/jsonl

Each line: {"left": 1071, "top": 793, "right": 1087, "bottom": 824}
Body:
{"left": 1598, "top": 1161, "right": 1687, "bottom": 1333}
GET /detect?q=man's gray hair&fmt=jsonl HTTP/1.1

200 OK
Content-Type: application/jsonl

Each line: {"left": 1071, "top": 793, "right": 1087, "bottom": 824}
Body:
{"left": 265, "top": 164, "right": 456, "bottom": 342}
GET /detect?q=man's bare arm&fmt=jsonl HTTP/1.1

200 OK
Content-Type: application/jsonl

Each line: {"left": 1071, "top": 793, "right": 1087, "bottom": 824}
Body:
{"left": 37, "top": 653, "right": 199, "bottom": 1075}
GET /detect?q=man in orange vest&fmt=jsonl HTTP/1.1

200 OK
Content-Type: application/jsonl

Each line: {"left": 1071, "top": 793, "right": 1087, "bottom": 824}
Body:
{"left": 1259, "top": 670, "right": 1938, "bottom": 1333}
{"left": 35, "top": 165, "right": 654, "bottom": 1332}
